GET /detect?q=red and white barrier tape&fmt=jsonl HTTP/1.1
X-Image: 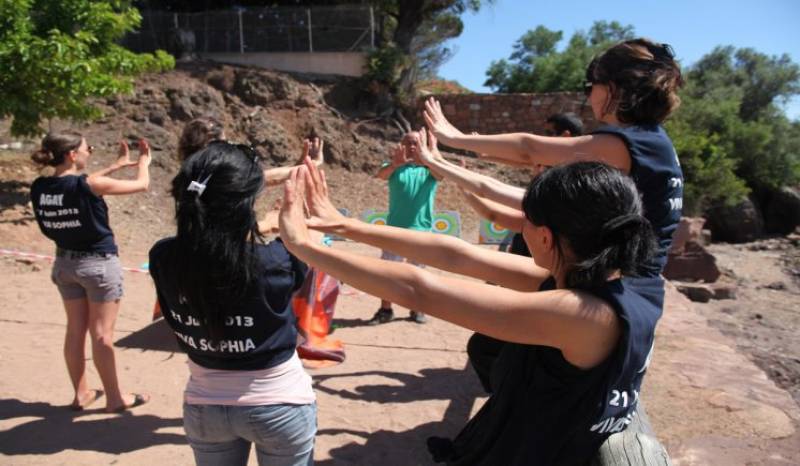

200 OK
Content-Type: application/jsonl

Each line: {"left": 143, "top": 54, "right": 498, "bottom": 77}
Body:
{"left": 0, "top": 248, "right": 149, "bottom": 274}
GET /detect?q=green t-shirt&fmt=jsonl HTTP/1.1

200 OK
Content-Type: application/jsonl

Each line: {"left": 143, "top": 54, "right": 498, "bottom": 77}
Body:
{"left": 386, "top": 164, "right": 438, "bottom": 231}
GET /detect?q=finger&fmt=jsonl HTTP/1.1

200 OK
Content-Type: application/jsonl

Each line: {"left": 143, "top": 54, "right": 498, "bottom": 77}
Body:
{"left": 305, "top": 154, "right": 323, "bottom": 187}
{"left": 317, "top": 140, "right": 324, "bottom": 158}
{"left": 423, "top": 111, "right": 435, "bottom": 130}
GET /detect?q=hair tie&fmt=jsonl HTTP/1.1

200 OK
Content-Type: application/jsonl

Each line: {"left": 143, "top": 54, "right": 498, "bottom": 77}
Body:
{"left": 600, "top": 213, "right": 642, "bottom": 241}
{"left": 187, "top": 173, "right": 213, "bottom": 197}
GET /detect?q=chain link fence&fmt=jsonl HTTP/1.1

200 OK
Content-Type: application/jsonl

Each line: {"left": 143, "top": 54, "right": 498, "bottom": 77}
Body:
{"left": 123, "top": 5, "right": 375, "bottom": 54}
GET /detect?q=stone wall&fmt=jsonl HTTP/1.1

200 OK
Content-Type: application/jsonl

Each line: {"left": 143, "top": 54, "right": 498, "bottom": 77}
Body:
{"left": 417, "top": 92, "right": 599, "bottom": 136}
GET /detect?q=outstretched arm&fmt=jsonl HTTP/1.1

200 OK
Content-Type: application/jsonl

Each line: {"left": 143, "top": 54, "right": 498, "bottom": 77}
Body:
{"left": 460, "top": 189, "right": 525, "bottom": 233}
{"left": 300, "top": 157, "right": 548, "bottom": 291}
{"left": 419, "top": 129, "right": 525, "bottom": 209}
{"left": 264, "top": 138, "right": 324, "bottom": 186}
{"left": 423, "top": 97, "right": 631, "bottom": 172}
{"left": 279, "top": 167, "right": 620, "bottom": 369}
{"left": 87, "top": 140, "right": 151, "bottom": 196}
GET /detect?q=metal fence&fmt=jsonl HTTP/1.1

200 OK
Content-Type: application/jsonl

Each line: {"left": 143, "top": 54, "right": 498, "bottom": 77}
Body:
{"left": 123, "top": 5, "right": 375, "bottom": 54}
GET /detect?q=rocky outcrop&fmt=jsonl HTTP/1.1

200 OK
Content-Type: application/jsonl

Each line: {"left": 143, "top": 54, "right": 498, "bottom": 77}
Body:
{"left": 664, "top": 217, "right": 721, "bottom": 283}
{"left": 764, "top": 186, "right": 800, "bottom": 235}
{"left": 705, "top": 197, "right": 764, "bottom": 243}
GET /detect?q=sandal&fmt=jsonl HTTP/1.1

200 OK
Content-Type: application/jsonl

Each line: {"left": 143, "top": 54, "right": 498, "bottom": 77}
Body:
{"left": 69, "top": 389, "right": 104, "bottom": 411}
{"left": 107, "top": 393, "right": 150, "bottom": 414}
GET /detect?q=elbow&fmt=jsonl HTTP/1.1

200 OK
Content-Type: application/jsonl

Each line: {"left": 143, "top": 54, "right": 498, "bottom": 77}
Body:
{"left": 403, "top": 267, "right": 437, "bottom": 313}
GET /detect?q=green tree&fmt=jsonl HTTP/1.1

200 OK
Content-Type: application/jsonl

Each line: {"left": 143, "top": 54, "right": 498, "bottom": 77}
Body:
{"left": 484, "top": 21, "right": 634, "bottom": 93}
{"left": 679, "top": 46, "right": 800, "bottom": 194}
{"left": 367, "top": 0, "right": 493, "bottom": 99}
{"left": 0, "top": 0, "right": 174, "bottom": 136}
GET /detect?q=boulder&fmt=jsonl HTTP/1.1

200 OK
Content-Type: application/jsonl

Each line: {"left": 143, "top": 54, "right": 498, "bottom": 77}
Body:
{"left": 705, "top": 197, "right": 764, "bottom": 243}
{"left": 669, "top": 217, "right": 708, "bottom": 253}
{"left": 233, "top": 70, "right": 298, "bottom": 107}
{"left": 663, "top": 241, "right": 721, "bottom": 282}
{"left": 710, "top": 282, "right": 737, "bottom": 300}
{"left": 675, "top": 282, "right": 714, "bottom": 303}
{"left": 764, "top": 186, "right": 800, "bottom": 235}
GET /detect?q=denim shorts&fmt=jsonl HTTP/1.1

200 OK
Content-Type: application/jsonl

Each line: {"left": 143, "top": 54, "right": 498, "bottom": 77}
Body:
{"left": 50, "top": 254, "right": 124, "bottom": 302}
{"left": 183, "top": 402, "right": 316, "bottom": 466}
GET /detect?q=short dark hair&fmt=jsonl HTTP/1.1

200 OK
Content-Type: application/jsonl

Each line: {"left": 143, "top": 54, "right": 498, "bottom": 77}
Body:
{"left": 178, "top": 116, "right": 225, "bottom": 160}
{"left": 587, "top": 38, "right": 684, "bottom": 125}
{"left": 546, "top": 113, "right": 584, "bottom": 136}
{"left": 522, "top": 162, "right": 656, "bottom": 290}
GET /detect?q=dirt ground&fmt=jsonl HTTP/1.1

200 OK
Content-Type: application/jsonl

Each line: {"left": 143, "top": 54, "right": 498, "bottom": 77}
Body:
{"left": 1, "top": 146, "right": 800, "bottom": 464}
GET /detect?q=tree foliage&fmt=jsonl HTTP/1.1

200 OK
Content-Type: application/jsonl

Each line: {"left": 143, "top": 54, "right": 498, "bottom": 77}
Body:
{"left": 366, "top": 0, "right": 492, "bottom": 100}
{"left": 666, "top": 46, "right": 800, "bottom": 213}
{"left": 0, "top": 0, "right": 174, "bottom": 136}
{"left": 484, "top": 21, "right": 634, "bottom": 93}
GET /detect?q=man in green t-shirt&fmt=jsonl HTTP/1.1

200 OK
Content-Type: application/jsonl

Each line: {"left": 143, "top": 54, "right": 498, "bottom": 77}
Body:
{"left": 369, "top": 132, "right": 441, "bottom": 325}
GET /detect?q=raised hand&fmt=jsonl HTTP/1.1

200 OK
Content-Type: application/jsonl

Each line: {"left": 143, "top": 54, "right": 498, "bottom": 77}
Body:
{"left": 412, "top": 128, "right": 436, "bottom": 167}
{"left": 113, "top": 140, "right": 138, "bottom": 168}
{"left": 302, "top": 156, "right": 346, "bottom": 233}
{"left": 279, "top": 166, "right": 311, "bottom": 250}
{"left": 427, "top": 130, "right": 445, "bottom": 162}
{"left": 423, "top": 97, "right": 463, "bottom": 145}
{"left": 137, "top": 139, "right": 152, "bottom": 167}
{"left": 309, "top": 137, "right": 324, "bottom": 166}
{"left": 391, "top": 143, "right": 407, "bottom": 167}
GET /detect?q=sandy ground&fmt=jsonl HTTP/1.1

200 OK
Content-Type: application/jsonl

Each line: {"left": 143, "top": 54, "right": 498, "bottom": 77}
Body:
{"left": 1, "top": 237, "right": 799, "bottom": 465}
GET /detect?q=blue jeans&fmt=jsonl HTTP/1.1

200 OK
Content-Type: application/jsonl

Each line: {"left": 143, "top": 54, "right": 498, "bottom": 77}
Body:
{"left": 183, "top": 402, "right": 316, "bottom": 466}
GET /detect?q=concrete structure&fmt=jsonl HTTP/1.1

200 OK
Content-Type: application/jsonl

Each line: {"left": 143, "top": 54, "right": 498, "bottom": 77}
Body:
{"left": 201, "top": 52, "right": 366, "bottom": 77}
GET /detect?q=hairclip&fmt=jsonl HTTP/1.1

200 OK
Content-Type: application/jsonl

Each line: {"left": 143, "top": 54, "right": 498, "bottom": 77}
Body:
{"left": 187, "top": 174, "right": 213, "bottom": 197}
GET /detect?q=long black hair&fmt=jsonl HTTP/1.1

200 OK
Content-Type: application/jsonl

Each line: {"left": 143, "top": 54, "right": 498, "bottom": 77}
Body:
{"left": 168, "top": 141, "right": 264, "bottom": 340}
{"left": 522, "top": 162, "right": 657, "bottom": 290}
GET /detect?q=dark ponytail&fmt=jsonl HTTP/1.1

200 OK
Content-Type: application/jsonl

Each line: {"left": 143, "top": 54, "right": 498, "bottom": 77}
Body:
{"left": 31, "top": 131, "right": 83, "bottom": 167}
{"left": 167, "top": 141, "right": 264, "bottom": 340}
{"left": 522, "top": 162, "right": 657, "bottom": 290}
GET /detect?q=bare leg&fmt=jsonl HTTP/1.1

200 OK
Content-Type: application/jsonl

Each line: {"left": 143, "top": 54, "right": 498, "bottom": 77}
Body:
{"left": 63, "top": 297, "right": 91, "bottom": 407}
{"left": 87, "top": 299, "right": 145, "bottom": 411}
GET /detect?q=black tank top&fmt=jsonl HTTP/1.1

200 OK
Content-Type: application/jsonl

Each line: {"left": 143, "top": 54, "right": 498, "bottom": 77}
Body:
{"left": 592, "top": 125, "right": 683, "bottom": 277}
{"left": 149, "top": 238, "right": 308, "bottom": 371}
{"left": 445, "top": 277, "right": 661, "bottom": 465}
{"left": 30, "top": 174, "right": 117, "bottom": 254}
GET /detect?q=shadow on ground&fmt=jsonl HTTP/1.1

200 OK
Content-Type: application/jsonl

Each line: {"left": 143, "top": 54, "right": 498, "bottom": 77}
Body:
{"left": 116, "top": 318, "right": 181, "bottom": 353}
{"left": 0, "top": 398, "right": 184, "bottom": 455}
{"left": 315, "top": 363, "right": 484, "bottom": 465}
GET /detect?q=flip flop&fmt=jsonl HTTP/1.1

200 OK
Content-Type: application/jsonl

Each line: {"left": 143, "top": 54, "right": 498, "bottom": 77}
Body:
{"left": 69, "top": 389, "right": 104, "bottom": 411}
{"left": 107, "top": 393, "right": 150, "bottom": 414}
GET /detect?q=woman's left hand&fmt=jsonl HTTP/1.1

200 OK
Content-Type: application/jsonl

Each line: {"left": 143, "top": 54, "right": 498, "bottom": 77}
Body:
{"left": 279, "top": 166, "right": 312, "bottom": 251}
{"left": 413, "top": 128, "right": 437, "bottom": 167}
{"left": 113, "top": 140, "right": 138, "bottom": 169}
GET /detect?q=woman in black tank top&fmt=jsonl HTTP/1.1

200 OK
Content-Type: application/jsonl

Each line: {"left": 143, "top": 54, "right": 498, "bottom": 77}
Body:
{"left": 278, "top": 140, "right": 659, "bottom": 464}
{"left": 420, "top": 38, "right": 684, "bottom": 275}
{"left": 29, "top": 131, "right": 152, "bottom": 413}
